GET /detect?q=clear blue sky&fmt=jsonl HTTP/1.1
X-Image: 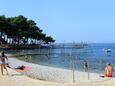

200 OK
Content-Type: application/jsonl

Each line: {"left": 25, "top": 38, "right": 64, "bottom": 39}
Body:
{"left": 0, "top": 0, "right": 115, "bottom": 43}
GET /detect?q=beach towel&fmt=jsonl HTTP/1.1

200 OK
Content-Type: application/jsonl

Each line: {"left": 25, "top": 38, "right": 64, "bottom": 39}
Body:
{"left": 15, "top": 66, "right": 32, "bottom": 73}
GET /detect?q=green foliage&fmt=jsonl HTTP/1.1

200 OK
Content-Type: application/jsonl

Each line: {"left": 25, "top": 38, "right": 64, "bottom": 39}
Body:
{"left": 0, "top": 15, "right": 55, "bottom": 45}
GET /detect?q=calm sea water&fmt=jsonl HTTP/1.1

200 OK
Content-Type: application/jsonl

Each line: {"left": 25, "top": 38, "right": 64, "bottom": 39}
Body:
{"left": 8, "top": 43, "right": 115, "bottom": 73}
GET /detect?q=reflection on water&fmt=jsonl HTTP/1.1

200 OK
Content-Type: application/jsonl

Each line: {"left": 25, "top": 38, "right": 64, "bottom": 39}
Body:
{"left": 8, "top": 43, "right": 115, "bottom": 73}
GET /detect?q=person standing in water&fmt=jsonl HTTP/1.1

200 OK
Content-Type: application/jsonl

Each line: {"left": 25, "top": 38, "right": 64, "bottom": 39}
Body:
{"left": 0, "top": 51, "right": 8, "bottom": 75}
{"left": 84, "top": 60, "right": 88, "bottom": 72}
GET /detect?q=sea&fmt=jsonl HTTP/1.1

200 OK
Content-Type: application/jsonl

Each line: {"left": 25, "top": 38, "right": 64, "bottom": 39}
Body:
{"left": 7, "top": 43, "right": 115, "bottom": 73}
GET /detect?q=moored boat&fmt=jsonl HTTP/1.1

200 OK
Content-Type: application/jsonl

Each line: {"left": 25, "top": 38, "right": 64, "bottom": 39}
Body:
{"left": 103, "top": 48, "right": 112, "bottom": 52}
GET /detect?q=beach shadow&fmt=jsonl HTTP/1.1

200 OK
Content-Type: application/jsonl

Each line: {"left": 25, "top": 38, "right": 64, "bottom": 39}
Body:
{"left": 10, "top": 73, "right": 24, "bottom": 76}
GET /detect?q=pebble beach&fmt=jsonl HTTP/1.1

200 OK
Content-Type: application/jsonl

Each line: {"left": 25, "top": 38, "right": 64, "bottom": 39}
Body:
{"left": 8, "top": 57, "right": 103, "bottom": 82}
{"left": 0, "top": 55, "right": 115, "bottom": 86}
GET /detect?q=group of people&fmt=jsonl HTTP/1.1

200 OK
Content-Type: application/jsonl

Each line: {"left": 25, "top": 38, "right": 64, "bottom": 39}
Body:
{"left": 0, "top": 51, "right": 30, "bottom": 75}
{"left": 0, "top": 51, "right": 115, "bottom": 78}
{"left": 84, "top": 61, "right": 115, "bottom": 78}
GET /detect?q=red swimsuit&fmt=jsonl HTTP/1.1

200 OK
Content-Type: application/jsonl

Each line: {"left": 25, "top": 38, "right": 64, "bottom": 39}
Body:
{"left": 105, "top": 66, "right": 112, "bottom": 77}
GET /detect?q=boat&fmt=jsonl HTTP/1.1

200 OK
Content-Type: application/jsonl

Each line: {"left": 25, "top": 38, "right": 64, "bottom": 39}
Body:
{"left": 103, "top": 48, "right": 112, "bottom": 52}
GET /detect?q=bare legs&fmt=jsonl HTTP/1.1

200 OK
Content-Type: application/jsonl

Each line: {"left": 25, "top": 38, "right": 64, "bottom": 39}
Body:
{"left": 1, "top": 64, "right": 8, "bottom": 75}
{"left": 1, "top": 64, "right": 3, "bottom": 75}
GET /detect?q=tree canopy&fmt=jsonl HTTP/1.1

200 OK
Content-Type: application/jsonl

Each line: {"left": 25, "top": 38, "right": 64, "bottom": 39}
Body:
{"left": 0, "top": 15, "right": 55, "bottom": 46}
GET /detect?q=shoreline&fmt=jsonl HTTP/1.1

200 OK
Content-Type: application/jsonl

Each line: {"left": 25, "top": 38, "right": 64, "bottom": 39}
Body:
{"left": 8, "top": 56, "right": 104, "bottom": 83}
{"left": 0, "top": 54, "right": 115, "bottom": 86}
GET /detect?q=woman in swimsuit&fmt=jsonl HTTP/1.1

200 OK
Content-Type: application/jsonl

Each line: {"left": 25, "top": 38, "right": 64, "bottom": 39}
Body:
{"left": 84, "top": 60, "right": 88, "bottom": 72}
{"left": 0, "top": 51, "right": 8, "bottom": 75}
{"left": 105, "top": 63, "right": 113, "bottom": 77}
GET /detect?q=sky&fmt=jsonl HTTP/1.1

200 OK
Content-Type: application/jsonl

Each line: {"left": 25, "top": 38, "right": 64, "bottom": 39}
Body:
{"left": 0, "top": 0, "right": 115, "bottom": 43}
